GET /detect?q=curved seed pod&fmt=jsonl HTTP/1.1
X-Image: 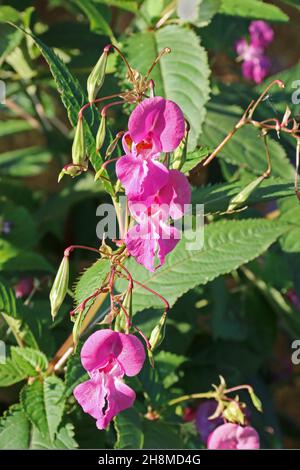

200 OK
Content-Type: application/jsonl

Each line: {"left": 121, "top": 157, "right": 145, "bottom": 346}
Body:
{"left": 87, "top": 45, "right": 110, "bottom": 102}
{"left": 49, "top": 256, "right": 69, "bottom": 320}
{"left": 149, "top": 312, "right": 167, "bottom": 351}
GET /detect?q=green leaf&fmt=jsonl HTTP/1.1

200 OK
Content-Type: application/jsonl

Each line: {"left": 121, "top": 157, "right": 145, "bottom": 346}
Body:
{"left": 0, "top": 282, "right": 38, "bottom": 348}
{"left": 71, "top": 0, "right": 114, "bottom": 37}
{"left": 181, "top": 146, "right": 211, "bottom": 174}
{"left": 0, "top": 147, "right": 51, "bottom": 177}
{"left": 14, "top": 26, "right": 114, "bottom": 193}
{"left": 94, "top": 0, "right": 138, "bottom": 12}
{"left": 0, "top": 24, "right": 23, "bottom": 66}
{"left": 192, "top": 177, "right": 294, "bottom": 215}
{"left": 74, "top": 258, "right": 110, "bottom": 305}
{"left": 11, "top": 347, "right": 48, "bottom": 375}
{"left": 122, "top": 219, "right": 289, "bottom": 313}
{"left": 65, "top": 347, "right": 88, "bottom": 397}
{"left": 143, "top": 421, "right": 184, "bottom": 449}
{"left": 0, "top": 404, "right": 30, "bottom": 449}
{"left": 220, "top": 0, "right": 289, "bottom": 21}
{"left": 201, "top": 103, "right": 294, "bottom": 178}
{"left": 155, "top": 351, "right": 187, "bottom": 388}
{"left": 177, "top": 0, "right": 221, "bottom": 27}
{"left": 123, "top": 25, "right": 210, "bottom": 150}
{"left": 30, "top": 422, "right": 78, "bottom": 449}
{"left": 21, "top": 376, "right": 66, "bottom": 441}
{"left": 0, "top": 119, "right": 32, "bottom": 137}
{"left": 115, "top": 408, "right": 144, "bottom": 449}
{"left": 0, "top": 347, "right": 48, "bottom": 386}
{"left": 279, "top": 197, "right": 300, "bottom": 252}
{"left": 0, "top": 247, "right": 53, "bottom": 272}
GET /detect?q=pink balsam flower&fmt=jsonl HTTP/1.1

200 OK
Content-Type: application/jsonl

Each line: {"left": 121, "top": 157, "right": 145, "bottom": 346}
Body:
{"left": 15, "top": 277, "right": 34, "bottom": 299}
{"left": 207, "top": 423, "right": 260, "bottom": 450}
{"left": 249, "top": 20, "right": 274, "bottom": 48}
{"left": 73, "top": 330, "right": 145, "bottom": 430}
{"left": 235, "top": 21, "right": 273, "bottom": 84}
{"left": 116, "top": 97, "right": 185, "bottom": 202}
{"left": 125, "top": 169, "right": 191, "bottom": 271}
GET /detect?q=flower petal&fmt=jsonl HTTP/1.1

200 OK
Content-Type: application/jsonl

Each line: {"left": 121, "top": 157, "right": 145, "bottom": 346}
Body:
{"left": 80, "top": 330, "right": 122, "bottom": 372}
{"left": 158, "top": 169, "right": 191, "bottom": 220}
{"left": 73, "top": 374, "right": 106, "bottom": 426}
{"left": 125, "top": 223, "right": 157, "bottom": 272}
{"left": 103, "top": 377, "right": 136, "bottom": 429}
{"left": 207, "top": 423, "right": 260, "bottom": 450}
{"left": 157, "top": 222, "right": 180, "bottom": 267}
{"left": 128, "top": 97, "right": 185, "bottom": 153}
{"left": 118, "top": 332, "right": 146, "bottom": 376}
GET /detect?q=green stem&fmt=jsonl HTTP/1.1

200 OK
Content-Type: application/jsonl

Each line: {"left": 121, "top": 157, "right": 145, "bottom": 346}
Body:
{"left": 168, "top": 391, "right": 216, "bottom": 407}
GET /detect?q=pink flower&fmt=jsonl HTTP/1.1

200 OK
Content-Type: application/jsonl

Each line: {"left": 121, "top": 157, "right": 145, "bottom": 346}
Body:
{"left": 207, "top": 423, "right": 260, "bottom": 450}
{"left": 73, "top": 330, "right": 145, "bottom": 430}
{"left": 15, "top": 277, "right": 34, "bottom": 298}
{"left": 235, "top": 21, "right": 273, "bottom": 84}
{"left": 249, "top": 21, "right": 274, "bottom": 48}
{"left": 242, "top": 56, "right": 271, "bottom": 84}
{"left": 125, "top": 170, "right": 191, "bottom": 271}
{"left": 116, "top": 97, "right": 185, "bottom": 202}
{"left": 195, "top": 400, "right": 223, "bottom": 444}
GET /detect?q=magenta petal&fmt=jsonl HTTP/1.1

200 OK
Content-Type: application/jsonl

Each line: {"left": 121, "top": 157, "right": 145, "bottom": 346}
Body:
{"left": 73, "top": 376, "right": 106, "bottom": 426}
{"left": 125, "top": 224, "right": 156, "bottom": 272}
{"left": 128, "top": 97, "right": 185, "bottom": 152}
{"left": 158, "top": 169, "right": 191, "bottom": 220}
{"left": 80, "top": 330, "right": 122, "bottom": 372}
{"left": 118, "top": 333, "right": 146, "bottom": 376}
{"left": 103, "top": 377, "right": 136, "bottom": 428}
{"left": 116, "top": 154, "right": 147, "bottom": 199}
{"left": 207, "top": 423, "right": 260, "bottom": 450}
{"left": 141, "top": 159, "right": 169, "bottom": 202}
{"left": 157, "top": 222, "right": 180, "bottom": 267}
{"left": 249, "top": 20, "right": 274, "bottom": 48}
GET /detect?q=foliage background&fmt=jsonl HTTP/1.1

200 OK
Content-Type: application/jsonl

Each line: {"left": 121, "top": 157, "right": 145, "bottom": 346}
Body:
{"left": 0, "top": 0, "right": 300, "bottom": 449}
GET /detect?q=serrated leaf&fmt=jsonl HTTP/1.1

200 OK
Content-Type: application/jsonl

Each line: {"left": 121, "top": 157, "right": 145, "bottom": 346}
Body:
{"left": 0, "top": 404, "right": 30, "bottom": 449}
{"left": 21, "top": 376, "right": 66, "bottom": 441}
{"left": 279, "top": 197, "right": 300, "bottom": 253}
{"left": 14, "top": 26, "right": 114, "bottom": 194}
{"left": 0, "top": 358, "right": 27, "bottom": 387}
{"left": 115, "top": 408, "right": 144, "bottom": 449}
{"left": 220, "top": 0, "right": 288, "bottom": 21}
{"left": 74, "top": 258, "right": 110, "bottom": 305}
{"left": 192, "top": 177, "right": 294, "bottom": 215}
{"left": 201, "top": 103, "right": 294, "bottom": 178}
{"left": 123, "top": 25, "right": 210, "bottom": 150}
{"left": 30, "top": 422, "right": 78, "bottom": 449}
{"left": 0, "top": 282, "right": 38, "bottom": 348}
{"left": 11, "top": 347, "right": 48, "bottom": 375}
{"left": 121, "top": 219, "right": 289, "bottom": 313}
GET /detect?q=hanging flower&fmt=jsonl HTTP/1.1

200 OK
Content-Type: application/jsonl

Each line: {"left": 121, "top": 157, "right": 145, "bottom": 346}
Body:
{"left": 207, "top": 423, "right": 260, "bottom": 450}
{"left": 73, "top": 330, "right": 145, "bottom": 430}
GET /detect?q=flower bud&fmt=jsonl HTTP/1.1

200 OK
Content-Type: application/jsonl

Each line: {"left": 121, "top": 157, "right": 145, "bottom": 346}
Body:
{"left": 72, "top": 116, "right": 86, "bottom": 166}
{"left": 149, "top": 312, "right": 167, "bottom": 351}
{"left": 87, "top": 46, "right": 110, "bottom": 103}
{"left": 223, "top": 401, "right": 245, "bottom": 425}
{"left": 49, "top": 256, "right": 69, "bottom": 320}
{"left": 248, "top": 388, "right": 263, "bottom": 412}
{"left": 96, "top": 114, "right": 106, "bottom": 151}
{"left": 227, "top": 175, "right": 265, "bottom": 212}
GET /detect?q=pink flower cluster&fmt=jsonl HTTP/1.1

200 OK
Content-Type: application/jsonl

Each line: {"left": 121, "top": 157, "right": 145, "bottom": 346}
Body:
{"left": 192, "top": 400, "right": 260, "bottom": 449}
{"left": 116, "top": 97, "right": 191, "bottom": 272}
{"left": 74, "top": 330, "right": 145, "bottom": 429}
{"left": 235, "top": 21, "right": 274, "bottom": 84}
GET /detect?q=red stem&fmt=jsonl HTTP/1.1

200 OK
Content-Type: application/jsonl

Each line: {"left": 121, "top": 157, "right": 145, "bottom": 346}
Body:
{"left": 64, "top": 245, "right": 99, "bottom": 257}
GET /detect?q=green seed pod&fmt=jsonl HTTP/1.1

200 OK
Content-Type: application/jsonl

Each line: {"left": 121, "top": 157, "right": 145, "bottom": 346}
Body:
{"left": 72, "top": 117, "right": 86, "bottom": 166}
{"left": 223, "top": 401, "right": 245, "bottom": 425}
{"left": 248, "top": 388, "right": 263, "bottom": 412}
{"left": 227, "top": 175, "right": 265, "bottom": 212}
{"left": 49, "top": 256, "right": 69, "bottom": 320}
{"left": 172, "top": 123, "right": 189, "bottom": 171}
{"left": 87, "top": 46, "right": 110, "bottom": 103}
{"left": 149, "top": 312, "right": 167, "bottom": 351}
{"left": 96, "top": 114, "right": 106, "bottom": 151}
